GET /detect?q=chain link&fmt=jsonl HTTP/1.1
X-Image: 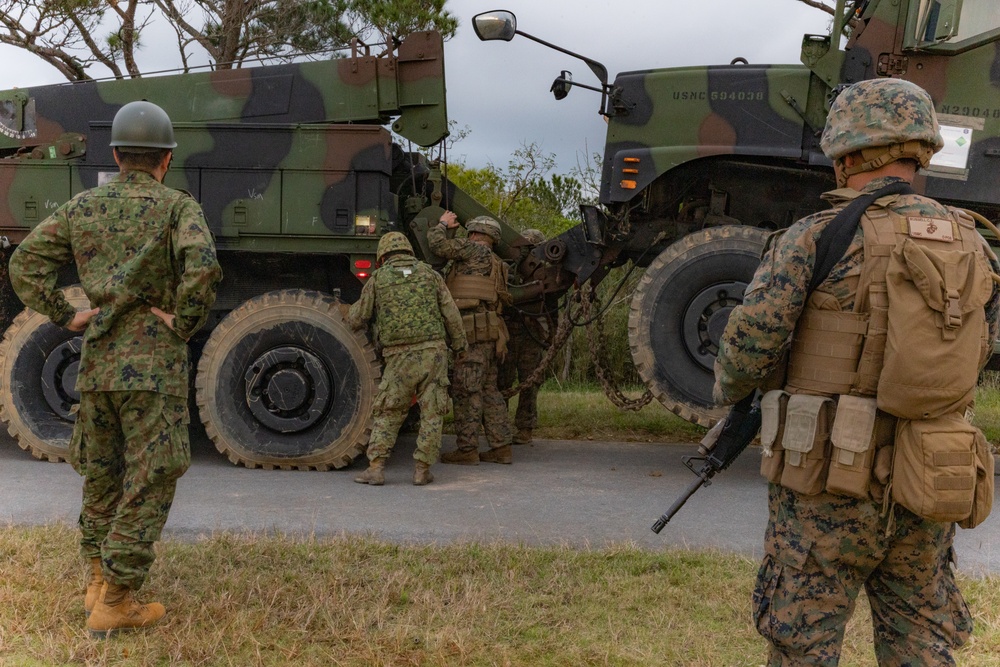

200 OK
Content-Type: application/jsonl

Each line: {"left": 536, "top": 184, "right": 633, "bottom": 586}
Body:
{"left": 500, "top": 291, "right": 579, "bottom": 400}
{"left": 580, "top": 282, "right": 653, "bottom": 411}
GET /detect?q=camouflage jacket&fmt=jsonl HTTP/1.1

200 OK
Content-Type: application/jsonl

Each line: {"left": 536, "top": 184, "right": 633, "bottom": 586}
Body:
{"left": 713, "top": 176, "right": 1000, "bottom": 404}
{"left": 427, "top": 224, "right": 512, "bottom": 310}
{"left": 9, "top": 170, "right": 222, "bottom": 397}
{"left": 345, "top": 254, "right": 467, "bottom": 355}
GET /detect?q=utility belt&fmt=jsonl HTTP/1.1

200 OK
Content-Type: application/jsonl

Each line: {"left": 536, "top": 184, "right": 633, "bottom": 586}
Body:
{"left": 760, "top": 390, "right": 993, "bottom": 527}
{"left": 461, "top": 310, "right": 506, "bottom": 344}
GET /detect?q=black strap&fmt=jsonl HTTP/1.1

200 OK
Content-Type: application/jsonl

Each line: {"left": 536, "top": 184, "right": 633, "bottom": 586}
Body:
{"left": 808, "top": 181, "right": 914, "bottom": 293}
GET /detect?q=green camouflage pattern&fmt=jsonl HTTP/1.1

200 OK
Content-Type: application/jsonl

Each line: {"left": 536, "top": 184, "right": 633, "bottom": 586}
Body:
{"left": 451, "top": 340, "right": 511, "bottom": 451}
{"left": 820, "top": 78, "right": 944, "bottom": 161}
{"left": 345, "top": 254, "right": 466, "bottom": 351}
{"left": 499, "top": 309, "right": 550, "bottom": 432}
{"left": 366, "top": 342, "right": 451, "bottom": 465}
{"left": 8, "top": 170, "right": 222, "bottom": 397}
{"left": 71, "top": 391, "right": 190, "bottom": 590}
{"left": 756, "top": 483, "right": 972, "bottom": 666}
{"left": 466, "top": 216, "right": 502, "bottom": 242}
{"left": 345, "top": 253, "right": 465, "bottom": 465}
{"left": 713, "top": 176, "right": 1000, "bottom": 405}
{"left": 376, "top": 231, "right": 414, "bottom": 261}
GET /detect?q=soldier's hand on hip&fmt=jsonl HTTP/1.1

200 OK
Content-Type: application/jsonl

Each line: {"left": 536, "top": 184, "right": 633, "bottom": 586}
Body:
{"left": 67, "top": 307, "right": 100, "bottom": 332}
{"left": 151, "top": 306, "right": 188, "bottom": 341}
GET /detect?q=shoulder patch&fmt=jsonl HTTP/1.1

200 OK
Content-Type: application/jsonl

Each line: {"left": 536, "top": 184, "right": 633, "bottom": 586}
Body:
{"left": 907, "top": 217, "right": 954, "bottom": 242}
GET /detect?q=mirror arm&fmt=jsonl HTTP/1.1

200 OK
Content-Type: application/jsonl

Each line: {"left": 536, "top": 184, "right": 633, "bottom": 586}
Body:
{"left": 513, "top": 29, "right": 613, "bottom": 116}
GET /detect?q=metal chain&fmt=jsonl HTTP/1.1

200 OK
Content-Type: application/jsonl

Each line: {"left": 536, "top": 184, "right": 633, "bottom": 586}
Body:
{"left": 580, "top": 282, "right": 653, "bottom": 411}
{"left": 500, "top": 290, "right": 579, "bottom": 400}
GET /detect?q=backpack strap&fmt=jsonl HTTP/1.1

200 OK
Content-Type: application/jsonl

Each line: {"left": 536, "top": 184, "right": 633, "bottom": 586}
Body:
{"left": 809, "top": 181, "right": 914, "bottom": 293}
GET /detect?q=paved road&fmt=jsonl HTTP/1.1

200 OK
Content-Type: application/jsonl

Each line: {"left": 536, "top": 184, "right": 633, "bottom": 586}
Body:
{"left": 2, "top": 430, "right": 998, "bottom": 576}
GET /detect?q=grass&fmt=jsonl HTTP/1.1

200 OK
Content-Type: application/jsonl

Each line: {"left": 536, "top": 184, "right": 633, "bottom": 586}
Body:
{"left": 2, "top": 524, "right": 999, "bottom": 667}
{"left": 5, "top": 384, "right": 1000, "bottom": 666}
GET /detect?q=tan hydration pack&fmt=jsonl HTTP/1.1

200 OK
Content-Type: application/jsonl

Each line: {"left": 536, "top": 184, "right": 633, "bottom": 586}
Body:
{"left": 766, "top": 191, "right": 997, "bottom": 527}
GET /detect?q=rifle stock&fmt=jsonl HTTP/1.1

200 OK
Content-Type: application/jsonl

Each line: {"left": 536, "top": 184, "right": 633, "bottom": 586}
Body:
{"left": 651, "top": 392, "right": 761, "bottom": 533}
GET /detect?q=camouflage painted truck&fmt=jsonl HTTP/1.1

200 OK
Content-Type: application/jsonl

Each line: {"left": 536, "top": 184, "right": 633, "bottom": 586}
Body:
{"left": 472, "top": 0, "right": 1000, "bottom": 427}
{"left": 0, "top": 30, "right": 534, "bottom": 469}
{"left": 2, "top": 0, "right": 999, "bottom": 469}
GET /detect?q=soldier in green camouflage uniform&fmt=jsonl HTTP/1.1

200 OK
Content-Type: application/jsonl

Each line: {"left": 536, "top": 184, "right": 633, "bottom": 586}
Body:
{"left": 9, "top": 101, "right": 222, "bottom": 637}
{"left": 429, "top": 211, "right": 514, "bottom": 464}
{"left": 499, "top": 229, "right": 551, "bottom": 445}
{"left": 714, "top": 80, "right": 1000, "bottom": 666}
{"left": 345, "top": 232, "right": 467, "bottom": 486}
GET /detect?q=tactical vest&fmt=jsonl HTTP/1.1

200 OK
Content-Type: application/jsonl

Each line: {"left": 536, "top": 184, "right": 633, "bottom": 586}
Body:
{"left": 786, "top": 203, "right": 993, "bottom": 406}
{"left": 760, "top": 194, "right": 996, "bottom": 524}
{"left": 446, "top": 253, "right": 510, "bottom": 347}
{"left": 373, "top": 257, "right": 446, "bottom": 348}
{"left": 446, "top": 253, "right": 506, "bottom": 312}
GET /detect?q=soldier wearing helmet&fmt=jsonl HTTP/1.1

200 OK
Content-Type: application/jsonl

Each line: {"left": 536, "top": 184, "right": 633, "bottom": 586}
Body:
{"left": 345, "top": 231, "right": 467, "bottom": 486}
{"left": 9, "top": 100, "right": 221, "bottom": 637}
{"left": 498, "top": 229, "right": 552, "bottom": 445}
{"left": 428, "top": 210, "right": 514, "bottom": 464}
{"left": 712, "top": 78, "right": 1000, "bottom": 665}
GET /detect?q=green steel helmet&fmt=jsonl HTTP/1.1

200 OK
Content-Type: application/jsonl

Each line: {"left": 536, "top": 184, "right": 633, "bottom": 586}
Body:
{"left": 522, "top": 228, "right": 545, "bottom": 244}
{"left": 110, "top": 101, "right": 177, "bottom": 152}
{"left": 820, "top": 78, "right": 943, "bottom": 170}
{"left": 377, "top": 232, "right": 413, "bottom": 261}
{"left": 467, "top": 216, "right": 502, "bottom": 242}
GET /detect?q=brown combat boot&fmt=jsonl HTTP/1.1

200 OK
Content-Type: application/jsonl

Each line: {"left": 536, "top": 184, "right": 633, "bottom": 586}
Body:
{"left": 86, "top": 582, "right": 166, "bottom": 638}
{"left": 354, "top": 458, "right": 386, "bottom": 485}
{"left": 512, "top": 428, "right": 533, "bottom": 445}
{"left": 84, "top": 558, "right": 103, "bottom": 617}
{"left": 441, "top": 448, "right": 479, "bottom": 465}
{"left": 413, "top": 461, "right": 434, "bottom": 486}
{"left": 480, "top": 444, "right": 513, "bottom": 464}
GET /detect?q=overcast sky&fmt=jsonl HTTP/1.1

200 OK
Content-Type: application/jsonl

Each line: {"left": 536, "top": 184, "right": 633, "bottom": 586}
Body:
{"left": 0, "top": 0, "right": 834, "bottom": 173}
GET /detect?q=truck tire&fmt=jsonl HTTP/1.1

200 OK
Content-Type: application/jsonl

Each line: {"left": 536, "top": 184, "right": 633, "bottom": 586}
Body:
{"left": 0, "top": 286, "right": 89, "bottom": 462}
{"left": 629, "top": 226, "right": 769, "bottom": 427}
{"left": 195, "top": 289, "right": 379, "bottom": 470}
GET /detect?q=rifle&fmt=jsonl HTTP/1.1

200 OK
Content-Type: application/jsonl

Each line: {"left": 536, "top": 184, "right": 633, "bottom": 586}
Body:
{"left": 651, "top": 391, "right": 761, "bottom": 533}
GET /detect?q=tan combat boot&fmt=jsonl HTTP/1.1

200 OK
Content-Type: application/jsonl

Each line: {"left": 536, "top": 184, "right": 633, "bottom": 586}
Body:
{"left": 441, "top": 448, "right": 479, "bottom": 465}
{"left": 512, "top": 428, "right": 533, "bottom": 445}
{"left": 480, "top": 444, "right": 513, "bottom": 464}
{"left": 413, "top": 461, "right": 434, "bottom": 486}
{"left": 84, "top": 558, "right": 103, "bottom": 617}
{"left": 354, "top": 458, "right": 386, "bottom": 485}
{"left": 86, "top": 582, "right": 166, "bottom": 638}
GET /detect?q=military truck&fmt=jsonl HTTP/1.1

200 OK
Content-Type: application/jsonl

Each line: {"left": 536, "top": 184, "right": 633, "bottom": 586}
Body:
{"left": 1, "top": 0, "right": 998, "bottom": 469}
{"left": 471, "top": 0, "right": 1000, "bottom": 427}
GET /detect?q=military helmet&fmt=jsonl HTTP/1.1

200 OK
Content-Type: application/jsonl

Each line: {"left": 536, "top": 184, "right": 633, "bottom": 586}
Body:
{"left": 820, "top": 79, "right": 943, "bottom": 177}
{"left": 110, "top": 101, "right": 177, "bottom": 152}
{"left": 467, "top": 216, "right": 502, "bottom": 242}
{"left": 522, "top": 228, "right": 545, "bottom": 244}
{"left": 376, "top": 232, "right": 413, "bottom": 261}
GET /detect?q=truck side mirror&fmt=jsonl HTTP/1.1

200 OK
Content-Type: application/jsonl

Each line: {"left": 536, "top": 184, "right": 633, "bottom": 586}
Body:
{"left": 550, "top": 71, "right": 573, "bottom": 101}
{"left": 473, "top": 11, "right": 517, "bottom": 42}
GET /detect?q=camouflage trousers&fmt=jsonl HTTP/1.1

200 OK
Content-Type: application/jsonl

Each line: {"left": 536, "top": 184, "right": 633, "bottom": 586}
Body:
{"left": 367, "top": 341, "right": 450, "bottom": 465}
{"left": 451, "top": 339, "right": 511, "bottom": 450}
{"left": 69, "top": 391, "right": 191, "bottom": 591}
{"left": 755, "top": 483, "right": 971, "bottom": 666}
{"left": 498, "top": 328, "right": 544, "bottom": 431}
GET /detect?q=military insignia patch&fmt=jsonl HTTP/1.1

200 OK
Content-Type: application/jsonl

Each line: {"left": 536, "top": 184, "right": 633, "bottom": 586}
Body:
{"left": 907, "top": 217, "right": 954, "bottom": 242}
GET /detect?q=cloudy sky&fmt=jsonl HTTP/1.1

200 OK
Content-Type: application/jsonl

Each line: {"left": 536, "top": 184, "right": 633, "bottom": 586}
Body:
{"left": 0, "top": 0, "right": 834, "bottom": 173}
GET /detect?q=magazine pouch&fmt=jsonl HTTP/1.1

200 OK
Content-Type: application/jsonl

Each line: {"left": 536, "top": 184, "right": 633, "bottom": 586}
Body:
{"left": 779, "top": 394, "right": 832, "bottom": 495}
{"left": 825, "top": 395, "right": 877, "bottom": 499}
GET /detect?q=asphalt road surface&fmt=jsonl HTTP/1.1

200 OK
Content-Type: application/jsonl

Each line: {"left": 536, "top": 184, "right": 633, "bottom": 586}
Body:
{"left": 2, "top": 430, "right": 998, "bottom": 576}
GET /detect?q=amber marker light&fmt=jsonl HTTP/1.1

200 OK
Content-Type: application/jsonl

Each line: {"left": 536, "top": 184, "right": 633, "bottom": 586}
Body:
{"left": 620, "top": 180, "right": 637, "bottom": 189}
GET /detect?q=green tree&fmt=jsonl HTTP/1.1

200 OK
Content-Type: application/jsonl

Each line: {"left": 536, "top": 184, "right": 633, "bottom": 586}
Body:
{"left": 0, "top": 0, "right": 455, "bottom": 81}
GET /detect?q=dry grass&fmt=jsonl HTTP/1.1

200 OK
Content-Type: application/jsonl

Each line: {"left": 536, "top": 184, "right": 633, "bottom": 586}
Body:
{"left": 2, "top": 525, "right": 999, "bottom": 666}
